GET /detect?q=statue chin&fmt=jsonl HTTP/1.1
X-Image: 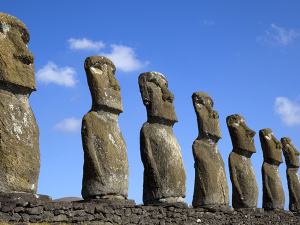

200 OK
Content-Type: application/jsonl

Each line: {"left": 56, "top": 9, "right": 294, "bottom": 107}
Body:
{"left": 198, "top": 132, "right": 220, "bottom": 144}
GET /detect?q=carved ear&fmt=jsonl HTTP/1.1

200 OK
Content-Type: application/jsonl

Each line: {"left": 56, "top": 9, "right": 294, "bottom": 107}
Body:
{"left": 138, "top": 74, "right": 150, "bottom": 104}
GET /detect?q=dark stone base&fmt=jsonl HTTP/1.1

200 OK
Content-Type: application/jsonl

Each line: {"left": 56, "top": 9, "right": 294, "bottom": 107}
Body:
{"left": 78, "top": 198, "right": 136, "bottom": 207}
{"left": 52, "top": 197, "right": 83, "bottom": 202}
{"left": 0, "top": 192, "right": 52, "bottom": 202}
{"left": 0, "top": 200, "right": 298, "bottom": 224}
{"left": 194, "top": 204, "right": 234, "bottom": 213}
{"left": 236, "top": 207, "right": 264, "bottom": 213}
{"left": 144, "top": 202, "right": 189, "bottom": 208}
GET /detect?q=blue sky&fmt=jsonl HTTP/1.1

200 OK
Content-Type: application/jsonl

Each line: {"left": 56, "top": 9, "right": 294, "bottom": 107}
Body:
{"left": 2, "top": 1, "right": 300, "bottom": 209}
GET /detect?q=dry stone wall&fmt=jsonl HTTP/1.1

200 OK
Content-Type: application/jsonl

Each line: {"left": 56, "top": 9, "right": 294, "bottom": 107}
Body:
{"left": 0, "top": 200, "right": 300, "bottom": 224}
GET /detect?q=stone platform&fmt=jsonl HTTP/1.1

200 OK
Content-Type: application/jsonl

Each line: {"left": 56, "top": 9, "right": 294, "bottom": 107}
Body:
{"left": 0, "top": 198, "right": 299, "bottom": 224}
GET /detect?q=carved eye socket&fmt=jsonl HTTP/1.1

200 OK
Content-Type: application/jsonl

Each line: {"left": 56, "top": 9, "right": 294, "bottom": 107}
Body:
{"left": 0, "top": 22, "right": 10, "bottom": 35}
{"left": 207, "top": 99, "right": 213, "bottom": 106}
{"left": 197, "top": 97, "right": 204, "bottom": 105}
{"left": 149, "top": 78, "right": 159, "bottom": 86}
{"left": 19, "top": 27, "right": 30, "bottom": 44}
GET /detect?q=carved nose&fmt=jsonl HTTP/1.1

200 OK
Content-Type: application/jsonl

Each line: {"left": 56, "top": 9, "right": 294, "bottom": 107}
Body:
{"left": 276, "top": 143, "right": 282, "bottom": 149}
{"left": 15, "top": 53, "right": 34, "bottom": 65}
{"left": 212, "top": 110, "right": 219, "bottom": 119}
{"left": 244, "top": 125, "right": 256, "bottom": 138}
{"left": 10, "top": 28, "right": 34, "bottom": 65}
{"left": 248, "top": 130, "right": 256, "bottom": 138}
{"left": 162, "top": 87, "right": 174, "bottom": 103}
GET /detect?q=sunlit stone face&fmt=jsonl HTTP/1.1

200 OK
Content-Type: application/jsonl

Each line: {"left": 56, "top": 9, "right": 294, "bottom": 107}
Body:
{"left": 281, "top": 137, "right": 300, "bottom": 168}
{"left": 260, "top": 128, "right": 283, "bottom": 164}
{"left": 138, "top": 71, "right": 178, "bottom": 123}
{"left": 192, "top": 92, "right": 222, "bottom": 141}
{"left": 84, "top": 56, "right": 123, "bottom": 113}
{"left": 0, "top": 13, "right": 36, "bottom": 91}
{"left": 226, "top": 114, "right": 256, "bottom": 153}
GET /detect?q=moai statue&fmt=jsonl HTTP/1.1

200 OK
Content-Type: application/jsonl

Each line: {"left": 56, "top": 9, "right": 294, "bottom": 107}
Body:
{"left": 260, "top": 128, "right": 285, "bottom": 210}
{"left": 139, "top": 71, "right": 186, "bottom": 204}
{"left": 0, "top": 13, "right": 41, "bottom": 195}
{"left": 191, "top": 92, "right": 229, "bottom": 207}
{"left": 281, "top": 137, "right": 300, "bottom": 212}
{"left": 227, "top": 114, "right": 258, "bottom": 209}
{"left": 81, "top": 56, "right": 130, "bottom": 201}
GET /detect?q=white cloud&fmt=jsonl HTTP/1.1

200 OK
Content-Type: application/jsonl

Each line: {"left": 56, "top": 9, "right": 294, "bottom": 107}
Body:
{"left": 274, "top": 97, "right": 300, "bottom": 126}
{"left": 54, "top": 117, "right": 81, "bottom": 133}
{"left": 101, "top": 44, "right": 149, "bottom": 72}
{"left": 202, "top": 20, "right": 215, "bottom": 26}
{"left": 68, "top": 38, "right": 105, "bottom": 51}
{"left": 36, "top": 61, "right": 78, "bottom": 87}
{"left": 257, "top": 24, "right": 300, "bottom": 46}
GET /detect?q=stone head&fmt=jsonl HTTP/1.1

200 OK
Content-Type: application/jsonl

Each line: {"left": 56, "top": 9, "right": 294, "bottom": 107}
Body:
{"left": 281, "top": 137, "right": 300, "bottom": 168}
{"left": 0, "top": 13, "right": 36, "bottom": 91}
{"left": 84, "top": 56, "right": 123, "bottom": 113}
{"left": 226, "top": 114, "right": 256, "bottom": 154}
{"left": 138, "top": 71, "right": 178, "bottom": 123}
{"left": 259, "top": 128, "right": 283, "bottom": 164}
{"left": 192, "top": 92, "right": 222, "bottom": 141}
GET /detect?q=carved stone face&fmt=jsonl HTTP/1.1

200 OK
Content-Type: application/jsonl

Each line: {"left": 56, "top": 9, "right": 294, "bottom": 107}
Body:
{"left": 138, "top": 71, "right": 178, "bottom": 123}
{"left": 0, "top": 13, "right": 36, "bottom": 91}
{"left": 84, "top": 56, "right": 123, "bottom": 113}
{"left": 226, "top": 114, "right": 256, "bottom": 153}
{"left": 259, "top": 128, "right": 283, "bottom": 164}
{"left": 281, "top": 137, "right": 300, "bottom": 168}
{"left": 192, "top": 92, "right": 222, "bottom": 140}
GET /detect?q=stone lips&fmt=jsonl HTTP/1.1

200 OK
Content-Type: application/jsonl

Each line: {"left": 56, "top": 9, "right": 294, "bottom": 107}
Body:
{"left": 138, "top": 71, "right": 186, "bottom": 204}
{"left": 227, "top": 114, "right": 258, "bottom": 209}
{"left": 0, "top": 13, "right": 40, "bottom": 194}
{"left": 191, "top": 92, "right": 229, "bottom": 207}
{"left": 81, "top": 56, "right": 129, "bottom": 200}
{"left": 260, "top": 128, "right": 285, "bottom": 210}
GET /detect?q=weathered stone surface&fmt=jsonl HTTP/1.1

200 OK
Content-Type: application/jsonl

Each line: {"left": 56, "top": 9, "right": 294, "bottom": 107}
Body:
{"left": 81, "top": 56, "right": 129, "bottom": 200}
{"left": 80, "top": 198, "right": 136, "bottom": 207}
{"left": 0, "top": 13, "right": 39, "bottom": 194}
{"left": 0, "top": 193, "right": 51, "bottom": 202}
{"left": 227, "top": 114, "right": 258, "bottom": 209}
{"left": 260, "top": 128, "right": 285, "bottom": 210}
{"left": 191, "top": 92, "right": 229, "bottom": 207}
{"left": 138, "top": 71, "right": 186, "bottom": 204}
{"left": 144, "top": 202, "right": 189, "bottom": 208}
{"left": 281, "top": 137, "right": 300, "bottom": 212}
